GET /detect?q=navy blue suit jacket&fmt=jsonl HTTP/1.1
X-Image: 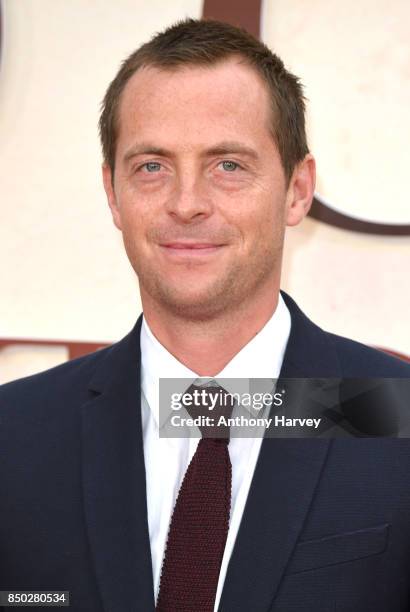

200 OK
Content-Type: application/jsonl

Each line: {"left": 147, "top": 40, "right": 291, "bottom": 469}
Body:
{"left": 1, "top": 291, "right": 410, "bottom": 611}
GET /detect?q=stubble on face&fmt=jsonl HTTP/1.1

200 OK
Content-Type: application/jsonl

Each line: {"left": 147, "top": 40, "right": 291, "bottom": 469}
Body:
{"left": 121, "top": 211, "right": 286, "bottom": 323}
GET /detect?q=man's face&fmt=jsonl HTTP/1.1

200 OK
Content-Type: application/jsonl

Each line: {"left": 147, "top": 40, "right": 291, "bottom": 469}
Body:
{"left": 103, "top": 58, "right": 308, "bottom": 320}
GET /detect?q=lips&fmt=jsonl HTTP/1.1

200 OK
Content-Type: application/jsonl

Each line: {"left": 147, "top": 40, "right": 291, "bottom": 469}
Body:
{"left": 162, "top": 243, "right": 222, "bottom": 249}
{"left": 159, "top": 242, "right": 226, "bottom": 259}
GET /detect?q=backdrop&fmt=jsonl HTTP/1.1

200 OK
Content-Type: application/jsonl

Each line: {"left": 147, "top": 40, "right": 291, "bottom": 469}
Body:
{"left": 1, "top": 0, "right": 409, "bottom": 382}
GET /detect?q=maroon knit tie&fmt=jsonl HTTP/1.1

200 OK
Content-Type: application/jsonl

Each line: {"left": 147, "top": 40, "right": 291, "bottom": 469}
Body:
{"left": 156, "top": 384, "right": 234, "bottom": 612}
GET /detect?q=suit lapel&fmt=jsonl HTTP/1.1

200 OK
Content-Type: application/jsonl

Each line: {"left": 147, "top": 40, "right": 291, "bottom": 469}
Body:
{"left": 81, "top": 317, "right": 155, "bottom": 612}
{"left": 218, "top": 291, "right": 340, "bottom": 611}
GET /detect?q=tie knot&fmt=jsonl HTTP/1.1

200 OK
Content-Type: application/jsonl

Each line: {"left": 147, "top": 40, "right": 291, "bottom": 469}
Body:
{"left": 182, "top": 383, "right": 235, "bottom": 440}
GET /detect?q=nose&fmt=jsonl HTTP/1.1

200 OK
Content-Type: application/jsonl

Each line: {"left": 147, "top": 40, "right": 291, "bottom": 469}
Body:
{"left": 166, "top": 173, "right": 213, "bottom": 223}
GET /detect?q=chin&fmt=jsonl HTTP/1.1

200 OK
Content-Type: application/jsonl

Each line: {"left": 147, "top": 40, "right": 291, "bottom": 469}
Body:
{"left": 138, "top": 266, "right": 243, "bottom": 319}
{"left": 156, "top": 286, "right": 232, "bottom": 321}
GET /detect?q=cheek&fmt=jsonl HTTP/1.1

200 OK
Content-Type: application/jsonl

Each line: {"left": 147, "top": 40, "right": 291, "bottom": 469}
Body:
{"left": 116, "top": 190, "right": 152, "bottom": 235}
{"left": 238, "top": 197, "right": 282, "bottom": 238}
{"left": 246, "top": 202, "right": 286, "bottom": 258}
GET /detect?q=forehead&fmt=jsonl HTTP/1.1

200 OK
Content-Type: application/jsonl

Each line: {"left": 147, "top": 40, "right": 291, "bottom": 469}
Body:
{"left": 115, "top": 58, "right": 273, "bottom": 152}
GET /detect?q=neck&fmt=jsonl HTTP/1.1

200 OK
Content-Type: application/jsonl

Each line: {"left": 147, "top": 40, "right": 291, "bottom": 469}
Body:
{"left": 141, "top": 281, "right": 280, "bottom": 376}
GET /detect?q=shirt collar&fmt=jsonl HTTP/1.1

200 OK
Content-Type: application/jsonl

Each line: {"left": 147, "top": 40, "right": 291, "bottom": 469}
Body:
{"left": 140, "top": 293, "right": 291, "bottom": 428}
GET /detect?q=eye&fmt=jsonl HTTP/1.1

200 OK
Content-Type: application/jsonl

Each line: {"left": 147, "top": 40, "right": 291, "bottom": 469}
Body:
{"left": 219, "top": 160, "right": 240, "bottom": 172}
{"left": 140, "top": 161, "right": 162, "bottom": 172}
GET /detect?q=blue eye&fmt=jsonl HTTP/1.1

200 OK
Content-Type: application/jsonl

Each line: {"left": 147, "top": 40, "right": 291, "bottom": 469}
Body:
{"left": 144, "top": 162, "right": 161, "bottom": 172}
{"left": 221, "top": 161, "right": 238, "bottom": 172}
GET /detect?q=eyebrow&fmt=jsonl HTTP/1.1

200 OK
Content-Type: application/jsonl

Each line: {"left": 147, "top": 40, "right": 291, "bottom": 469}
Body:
{"left": 123, "top": 145, "right": 170, "bottom": 164}
{"left": 202, "top": 141, "right": 259, "bottom": 160}
{"left": 122, "top": 141, "right": 260, "bottom": 164}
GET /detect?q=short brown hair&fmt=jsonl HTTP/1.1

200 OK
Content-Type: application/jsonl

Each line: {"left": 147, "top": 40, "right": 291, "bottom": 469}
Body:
{"left": 99, "top": 18, "right": 309, "bottom": 185}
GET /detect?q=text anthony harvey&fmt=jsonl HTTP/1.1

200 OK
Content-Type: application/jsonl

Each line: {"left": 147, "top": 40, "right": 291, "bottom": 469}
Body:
{"left": 170, "top": 415, "right": 322, "bottom": 429}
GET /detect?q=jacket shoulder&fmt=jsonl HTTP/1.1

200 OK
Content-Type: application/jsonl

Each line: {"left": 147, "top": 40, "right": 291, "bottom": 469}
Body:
{"left": 0, "top": 345, "right": 113, "bottom": 420}
{"left": 280, "top": 290, "right": 410, "bottom": 378}
{"left": 326, "top": 331, "right": 410, "bottom": 377}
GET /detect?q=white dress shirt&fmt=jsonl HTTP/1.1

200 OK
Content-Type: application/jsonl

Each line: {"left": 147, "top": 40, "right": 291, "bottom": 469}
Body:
{"left": 140, "top": 293, "right": 291, "bottom": 611}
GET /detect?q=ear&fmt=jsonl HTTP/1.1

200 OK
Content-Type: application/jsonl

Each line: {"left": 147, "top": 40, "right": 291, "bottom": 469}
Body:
{"left": 285, "top": 154, "right": 316, "bottom": 227}
{"left": 102, "top": 163, "right": 122, "bottom": 231}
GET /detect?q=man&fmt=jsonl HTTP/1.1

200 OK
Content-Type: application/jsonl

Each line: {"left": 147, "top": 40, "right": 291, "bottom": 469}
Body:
{"left": 1, "top": 18, "right": 410, "bottom": 612}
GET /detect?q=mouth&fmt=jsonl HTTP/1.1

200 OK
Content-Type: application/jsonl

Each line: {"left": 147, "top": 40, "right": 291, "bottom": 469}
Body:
{"left": 159, "top": 242, "right": 226, "bottom": 259}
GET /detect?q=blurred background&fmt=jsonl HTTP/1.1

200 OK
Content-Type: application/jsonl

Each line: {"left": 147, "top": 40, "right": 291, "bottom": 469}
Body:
{"left": 1, "top": 0, "right": 409, "bottom": 383}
